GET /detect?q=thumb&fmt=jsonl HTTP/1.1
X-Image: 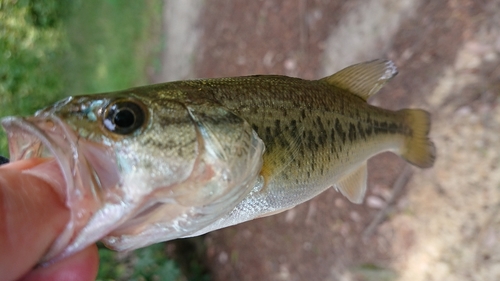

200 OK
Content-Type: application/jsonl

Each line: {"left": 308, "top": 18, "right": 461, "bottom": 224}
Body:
{"left": 0, "top": 159, "right": 98, "bottom": 281}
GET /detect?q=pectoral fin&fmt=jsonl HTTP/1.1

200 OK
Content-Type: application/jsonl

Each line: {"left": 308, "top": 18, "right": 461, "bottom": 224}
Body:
{"left": 334, "top": 162, "right": 368, "bottom": 204}
{"left": 260, "top": 121, "right": 304, "bottom": 185}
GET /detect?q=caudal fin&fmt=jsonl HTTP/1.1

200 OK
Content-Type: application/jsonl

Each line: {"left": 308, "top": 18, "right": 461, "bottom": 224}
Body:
{"left": 399, "top": 109, "right": 436, "bottom": 168}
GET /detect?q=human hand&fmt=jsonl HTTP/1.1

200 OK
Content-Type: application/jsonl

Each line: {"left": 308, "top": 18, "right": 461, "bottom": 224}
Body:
{"left": 0, "top": 158, "right": 99, "bottom": 281}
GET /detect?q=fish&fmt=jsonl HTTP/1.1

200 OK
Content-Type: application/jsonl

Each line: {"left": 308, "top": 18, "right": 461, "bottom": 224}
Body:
{"left": 1, "top": 59, "right": 435, "bottom": 262}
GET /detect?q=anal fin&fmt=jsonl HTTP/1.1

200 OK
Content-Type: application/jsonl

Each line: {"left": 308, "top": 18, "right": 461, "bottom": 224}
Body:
{"left": 334, "top": 162, "right": 368, "bottom": 204}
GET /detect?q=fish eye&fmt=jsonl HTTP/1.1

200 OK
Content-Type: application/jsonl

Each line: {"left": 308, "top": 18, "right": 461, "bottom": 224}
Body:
{"left": 103, "top": 100, "right": 146, "bottom": 135}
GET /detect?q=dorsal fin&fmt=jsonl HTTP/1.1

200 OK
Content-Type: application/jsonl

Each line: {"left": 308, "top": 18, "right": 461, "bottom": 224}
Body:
{"left": 320, "top": 59, "right": 398, "bottom": 101}
{"left": 334, "top": 162, "right": 368, "bottom": 204}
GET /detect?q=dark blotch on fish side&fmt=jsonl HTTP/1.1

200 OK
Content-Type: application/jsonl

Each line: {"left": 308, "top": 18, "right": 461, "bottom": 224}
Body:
{"left": 0, "top": 155, "right": 9, "bottom": 165}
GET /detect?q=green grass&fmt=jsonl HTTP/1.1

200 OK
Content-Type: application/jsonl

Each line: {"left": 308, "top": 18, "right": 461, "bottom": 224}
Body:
{"left": 61, "top": 0, "right": 163, "bottom": 96}
{"left": 0, "top": 0, "right": 70, "bottom": 156}
{"left": 97, "top": 243, "right": 181, "bottom": 281}
{"left": 0, "top": 1, "right": 192, "bottom": 280}
{"left": 0, "top": 0, "right": 163, "bottom": 156}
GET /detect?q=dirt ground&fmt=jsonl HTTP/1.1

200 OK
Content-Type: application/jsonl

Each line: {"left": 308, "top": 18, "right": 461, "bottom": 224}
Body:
{"left": 158, "top": 1, "right": 500, "bottom": 280}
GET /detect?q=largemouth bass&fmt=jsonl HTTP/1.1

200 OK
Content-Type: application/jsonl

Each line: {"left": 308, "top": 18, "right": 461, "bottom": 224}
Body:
{"left": 1, "top": 59, "right": 435, "bottom": 261}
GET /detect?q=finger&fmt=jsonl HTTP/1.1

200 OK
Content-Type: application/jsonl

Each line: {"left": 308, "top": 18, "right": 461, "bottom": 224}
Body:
{"left": 0, "top": 168, "right": 69, "bottom": 281}
{"left": 19, "top": 245, "right": 99, "bottom": 281}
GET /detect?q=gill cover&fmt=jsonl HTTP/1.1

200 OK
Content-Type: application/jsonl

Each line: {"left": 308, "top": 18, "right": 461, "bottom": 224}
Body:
{"left": 100, "top": 99, "right": 266, "bottom": 251}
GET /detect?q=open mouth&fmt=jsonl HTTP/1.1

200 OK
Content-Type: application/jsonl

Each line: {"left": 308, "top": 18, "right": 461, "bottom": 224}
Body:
{"left": 1, "top": 114, "right": 120, "bottom": 262}
{"left": 2, "top": 115, "right": 78, "bottom": 193}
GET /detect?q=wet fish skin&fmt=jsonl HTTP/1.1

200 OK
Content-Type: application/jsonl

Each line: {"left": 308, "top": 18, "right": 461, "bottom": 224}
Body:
{"left": 1, "top": 59, "right": 435, "bottom": 259}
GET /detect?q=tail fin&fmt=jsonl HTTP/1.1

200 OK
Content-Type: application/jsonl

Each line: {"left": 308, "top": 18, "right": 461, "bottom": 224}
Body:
{"left": 398, "top": 109, "right": 436, "bottom": 168}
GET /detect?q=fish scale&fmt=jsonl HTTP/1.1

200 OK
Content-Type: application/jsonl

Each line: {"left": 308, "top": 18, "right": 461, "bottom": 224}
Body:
{"left": 185, "top": 61, "right": 435, "bottom": 234}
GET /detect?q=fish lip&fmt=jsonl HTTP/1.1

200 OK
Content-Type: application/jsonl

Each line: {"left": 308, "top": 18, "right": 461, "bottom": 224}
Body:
{"left": 0, "top": 114, "right": 113, "bottom": 262}
{"left": 1, "top": 115, "right": 77, "bottom": 192}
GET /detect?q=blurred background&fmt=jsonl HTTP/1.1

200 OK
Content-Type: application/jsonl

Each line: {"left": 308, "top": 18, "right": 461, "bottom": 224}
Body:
{"left": 2, "top": 0, "right": 500, "bottom": 280}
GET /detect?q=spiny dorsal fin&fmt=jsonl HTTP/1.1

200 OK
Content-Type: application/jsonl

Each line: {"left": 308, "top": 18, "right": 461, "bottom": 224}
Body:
{"left": 334, "top": 162, "right": 368, "bottom": 204}
{"left": 320, "top": 59, "right": 398, "bottom": 101}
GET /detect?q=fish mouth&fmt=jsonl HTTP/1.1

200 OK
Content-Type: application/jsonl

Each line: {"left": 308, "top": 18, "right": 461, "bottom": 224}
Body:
{"left": 1, "top": 114, "right": 120, "bottom": 262}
